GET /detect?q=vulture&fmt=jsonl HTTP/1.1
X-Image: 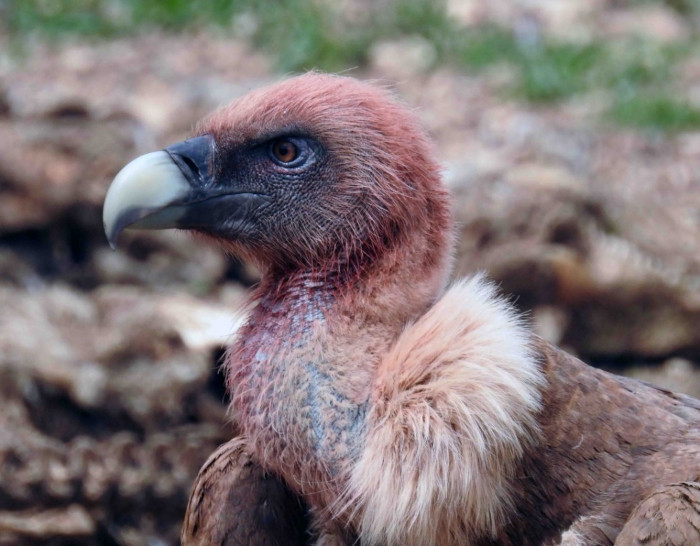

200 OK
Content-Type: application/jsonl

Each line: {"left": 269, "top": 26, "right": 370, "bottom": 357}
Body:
{"left": 103, "top": 73, "right": 700, "bottom": 545}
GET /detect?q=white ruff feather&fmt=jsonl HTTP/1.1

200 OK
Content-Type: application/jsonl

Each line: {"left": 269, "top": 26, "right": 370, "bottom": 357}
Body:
{"left": 343, "top": 274, "right": 545, "bottom": 544}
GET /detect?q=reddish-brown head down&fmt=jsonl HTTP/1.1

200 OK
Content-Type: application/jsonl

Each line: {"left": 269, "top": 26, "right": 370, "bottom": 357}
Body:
{"left": 198, "top": 74, "right": 453, "bottom": 282}
{"left": 104, "top": 73, "right": 700, "bottom": 545}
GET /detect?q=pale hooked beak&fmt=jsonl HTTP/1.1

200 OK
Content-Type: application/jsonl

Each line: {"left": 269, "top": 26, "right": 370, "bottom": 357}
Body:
{"left": 103, "top": 135, "right": 215, "bottom": 248}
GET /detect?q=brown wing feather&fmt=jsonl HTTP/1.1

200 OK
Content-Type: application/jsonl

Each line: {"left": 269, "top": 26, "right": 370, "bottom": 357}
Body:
{"left": 615, "top": 482, "right": 700, "bottom": 545}
{"left": 181, "top": 437, "right": 309, "bottom": 546}
{"left": 496, "top": 340, "right": 700, "bottom": 544}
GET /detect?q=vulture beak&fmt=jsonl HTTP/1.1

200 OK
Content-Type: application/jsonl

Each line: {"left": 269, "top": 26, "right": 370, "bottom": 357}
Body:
{"left": 105, "top": 133, "right": 269, "bottom": 249}
{"left": 103, "top": 135, "right": 216, "bottom": 248}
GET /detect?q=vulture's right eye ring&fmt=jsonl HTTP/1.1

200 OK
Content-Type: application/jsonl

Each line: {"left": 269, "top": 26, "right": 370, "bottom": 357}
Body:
{"left": 271, "top": 139, "right": 299, "bottom": 164}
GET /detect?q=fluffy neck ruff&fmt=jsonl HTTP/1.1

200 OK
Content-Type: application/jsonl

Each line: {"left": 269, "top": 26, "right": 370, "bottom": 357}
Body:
{"left": 343, "top": 274, "right": 545, "bottom": 544}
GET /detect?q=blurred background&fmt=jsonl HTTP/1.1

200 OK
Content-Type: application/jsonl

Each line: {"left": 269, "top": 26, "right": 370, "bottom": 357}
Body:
{"left": 1, "top": 0, "right": 699, "bottom": 544}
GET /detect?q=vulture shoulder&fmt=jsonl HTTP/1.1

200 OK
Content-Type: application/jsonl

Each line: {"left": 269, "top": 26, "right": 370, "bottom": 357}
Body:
{"left": 181, "top": 438, "right": 309, "bottom": 546}
{"left": 615, "top": 481, "right": 700, "bottom": 546}
{"left": 526, "top": 343, "right": 700, "bottom": 545}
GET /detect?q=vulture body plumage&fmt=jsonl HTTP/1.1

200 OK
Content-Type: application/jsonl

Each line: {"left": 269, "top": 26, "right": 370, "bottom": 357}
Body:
{"left": 103, "top": 73, "right": 700, "bottom": 545}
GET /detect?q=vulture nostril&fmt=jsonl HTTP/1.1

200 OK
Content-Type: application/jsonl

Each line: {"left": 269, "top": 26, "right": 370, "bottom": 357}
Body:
{"left": 182, "top": 156, "right": 200, "bottom": 178}
{"left": 163, "top": 134, "right": 215, "bottom": 188}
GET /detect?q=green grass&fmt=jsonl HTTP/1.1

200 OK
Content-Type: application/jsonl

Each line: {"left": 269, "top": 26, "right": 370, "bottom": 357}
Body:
{"left": 511, "top": 42, "right": 605, "bottom": 102}
{"left": 251, "top": 0, "right": 371, "bottom": 72}
{"left": 4, "top": 0, "right": 241, "bottom": 37}
{"left": 4, "top": 0, "right": 700, "bottom": 131}
{"left": 613, "top": 93, "right": 700, "bottom": 131}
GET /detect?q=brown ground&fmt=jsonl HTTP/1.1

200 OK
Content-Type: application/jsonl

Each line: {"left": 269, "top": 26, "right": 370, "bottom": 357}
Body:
{"left": 1, "top": 2, "right": 699, "bottom": 544}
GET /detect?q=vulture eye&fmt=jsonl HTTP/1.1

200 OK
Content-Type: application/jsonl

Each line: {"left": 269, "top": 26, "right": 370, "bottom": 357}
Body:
{"left": 271, "top": 139, "right": 299, "bottom": 164}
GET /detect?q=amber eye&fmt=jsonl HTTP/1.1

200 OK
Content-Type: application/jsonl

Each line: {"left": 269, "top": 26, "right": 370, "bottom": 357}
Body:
{"left": 271, "top": 139, "right": 299, "bottom": 163}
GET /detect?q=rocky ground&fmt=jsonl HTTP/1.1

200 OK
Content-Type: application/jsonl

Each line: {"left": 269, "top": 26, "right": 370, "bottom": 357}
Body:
{"left": 1, "top": 1, "right": 699, "bottom": 544}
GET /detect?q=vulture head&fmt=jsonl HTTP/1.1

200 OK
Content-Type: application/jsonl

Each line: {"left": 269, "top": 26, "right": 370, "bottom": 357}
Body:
{"left": 104, "top": 73, "right": 452, "bottom": 288}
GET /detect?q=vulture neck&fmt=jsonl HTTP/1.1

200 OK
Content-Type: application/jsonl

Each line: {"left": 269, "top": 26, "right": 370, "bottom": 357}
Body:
{"left": 227, "top": 228, "right": 451, "bottom": 502}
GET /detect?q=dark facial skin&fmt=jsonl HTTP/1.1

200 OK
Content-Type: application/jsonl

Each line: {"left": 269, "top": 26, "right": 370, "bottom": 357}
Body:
{"left": 156, "top": 125, "right": 369, "bottom": 273}
{"left": 208, "top": 132, "right": 334, "bottom": 255}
